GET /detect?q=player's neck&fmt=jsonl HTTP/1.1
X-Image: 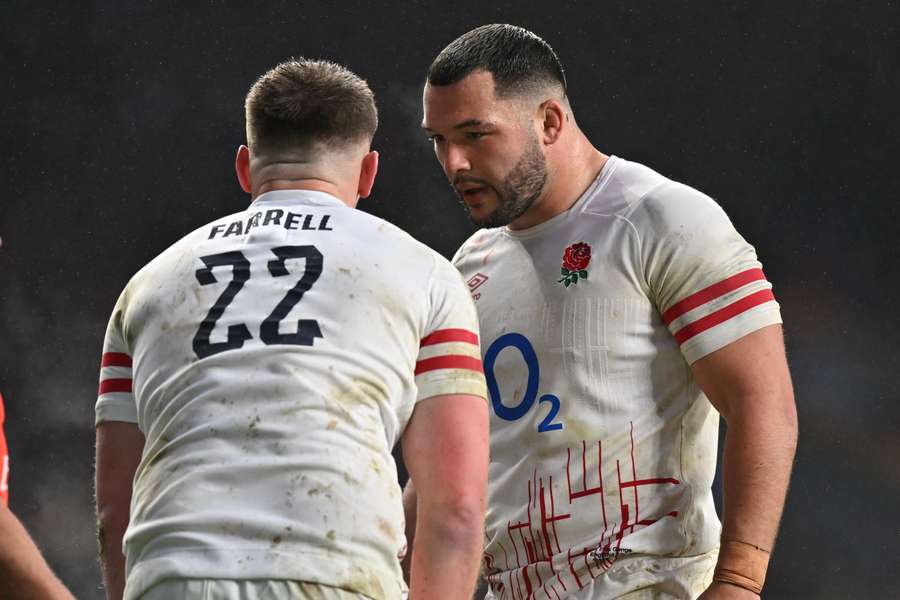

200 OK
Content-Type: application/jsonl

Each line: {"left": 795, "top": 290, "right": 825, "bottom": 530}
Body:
{"left": 252, "top": 179, "right": 357, "bottom": 208}
{"left": 508, "top": 137, "right": 608, "bottom": 231}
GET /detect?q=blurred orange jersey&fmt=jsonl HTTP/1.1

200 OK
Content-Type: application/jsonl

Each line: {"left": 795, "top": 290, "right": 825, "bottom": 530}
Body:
{"left": 0, "top": 392, "right": 8, "bottom": 505}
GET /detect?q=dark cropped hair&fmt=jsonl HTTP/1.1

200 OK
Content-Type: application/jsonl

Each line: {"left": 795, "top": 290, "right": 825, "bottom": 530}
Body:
{"left": 427, "top": 24, "right": 567, "bottom": 98}
{"left": 245, "top": 58, "right": 378, "bottom": 153}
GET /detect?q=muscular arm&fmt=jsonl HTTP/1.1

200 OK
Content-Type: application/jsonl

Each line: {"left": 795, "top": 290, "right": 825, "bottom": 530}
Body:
{"left": 692, "top": 325, "right": 798, "bottom": 598}
{"left": 401, "top": 393, "right": 488, "bottom": 600}
{"left": 95, "top": 421, "right": 144, "bottom": 600}
{"left": 400, "top": 478, "right": 416, "bottom": 584}
{"left": 0, "top": 502, "right": 76, "bottom": 600}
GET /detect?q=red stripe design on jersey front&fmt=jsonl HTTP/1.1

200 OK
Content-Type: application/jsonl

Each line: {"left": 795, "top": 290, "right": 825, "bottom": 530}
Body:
{"left": 98, "top": 379, "right": 132, "bottom": 395}
{"left": 420, "top": 328, "right": 479, "bottom": 346}
{"left": 414, "top": 355, "right": 484, "bottom": 375}
{"left": 101, "top": 352, "right": 133, "bottom": 368}
{"left": 620, "top": 477, "right": 680, "bottom": 488}
{"left": 673, "top": 289, "right": 776, "bottom": 345}
{"left": 661, "top": 268, "right": 767, "bottom": 324}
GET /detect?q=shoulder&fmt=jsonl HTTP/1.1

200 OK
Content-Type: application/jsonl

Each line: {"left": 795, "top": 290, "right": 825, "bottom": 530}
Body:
{"left": 358, "top": 212, "right": 448, "bottom": 271}
{"left": 452, "top": 228, "right": 504, "bottom": 268}
{"left": 134, "top": 213, "right": 240, "bottom": 282}
{"left": 581, "top": 156, "right": 720, "bottom": 223}
{"left": 356, "top": 211, "right": 425, "bottom": 247}
{"left": 578, "top": 156, "right": 671, "bottom": 217}
{"left": 119, "top": 210, "right": 250, "bottom": 311}
{"left": 618, "top": 169, "right": 731, "bottom": 239}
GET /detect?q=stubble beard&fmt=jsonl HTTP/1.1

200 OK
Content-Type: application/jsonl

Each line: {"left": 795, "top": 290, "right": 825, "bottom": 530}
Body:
{"left": 456, "top": 135, "right": 548, "bottom": 229}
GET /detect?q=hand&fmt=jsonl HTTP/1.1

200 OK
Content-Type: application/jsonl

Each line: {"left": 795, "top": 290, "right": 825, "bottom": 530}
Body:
{"left": 698, "top": 581, "right": 760, "bottom": 599}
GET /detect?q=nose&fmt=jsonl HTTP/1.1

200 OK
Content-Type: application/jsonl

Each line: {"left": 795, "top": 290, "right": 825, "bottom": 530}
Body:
{"left": 442, "top": 142, "right": 471, "bottom": 178}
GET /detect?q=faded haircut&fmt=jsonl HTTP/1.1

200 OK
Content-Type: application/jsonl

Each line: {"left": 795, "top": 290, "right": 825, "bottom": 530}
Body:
{"left": 245, "top": 58, "right": 378, "bottom": 155}
{"left": 427, "top": 24, "right": 567, "bottom": 99}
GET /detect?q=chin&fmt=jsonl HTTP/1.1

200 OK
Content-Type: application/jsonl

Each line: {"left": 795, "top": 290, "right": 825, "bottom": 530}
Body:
{"left": 462, "top": 205, "right": 493, "bottom": 227}
{"left": 471, "top": 212, "right": 508, "bottom": 229}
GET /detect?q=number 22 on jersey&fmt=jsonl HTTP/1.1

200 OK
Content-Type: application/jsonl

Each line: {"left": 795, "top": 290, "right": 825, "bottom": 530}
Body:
{"left": 192, "top": 245, "right": 324, "bottom": 358}
{"left": 484, "top": 333, "right": 563, "bottom": 433}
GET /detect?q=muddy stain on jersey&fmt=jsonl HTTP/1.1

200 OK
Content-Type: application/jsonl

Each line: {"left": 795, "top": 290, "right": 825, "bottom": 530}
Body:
{"left": 376, "top": 517, "right": 394, "bottom": 540}
{"left": 339, "top": 565, "right": 386, "bottom": 600}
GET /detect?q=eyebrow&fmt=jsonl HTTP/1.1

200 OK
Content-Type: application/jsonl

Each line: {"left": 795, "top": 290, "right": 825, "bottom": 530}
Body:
{"left": 421, "top": 119, "right": 495, "bottom": 133}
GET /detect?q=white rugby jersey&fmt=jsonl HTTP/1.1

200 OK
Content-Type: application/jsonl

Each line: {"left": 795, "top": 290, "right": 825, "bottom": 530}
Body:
{"left": 96, "top": 190, "right": 486, "bottom": 600}
{"left": 453, "top": 157, "right": 782, "bottom": 599}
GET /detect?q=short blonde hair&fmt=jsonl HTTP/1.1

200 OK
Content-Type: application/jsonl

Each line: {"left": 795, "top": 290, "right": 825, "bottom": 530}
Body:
{"left": 245, "top": 58, "right": 378, "bottom": 154}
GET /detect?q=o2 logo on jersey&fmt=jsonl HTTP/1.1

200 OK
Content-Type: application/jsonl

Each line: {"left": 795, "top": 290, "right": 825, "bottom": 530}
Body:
{"left": 484, "top": 333, "right": 562, "bottom": 433}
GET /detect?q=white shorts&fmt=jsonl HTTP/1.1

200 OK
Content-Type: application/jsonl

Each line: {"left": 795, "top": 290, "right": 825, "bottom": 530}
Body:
{"left": 139, "top": 579, "right": 373, "bottom": 600}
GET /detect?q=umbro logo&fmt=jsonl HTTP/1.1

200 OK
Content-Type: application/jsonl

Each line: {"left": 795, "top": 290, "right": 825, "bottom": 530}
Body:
{"left": 466, "top": 272, "right": 489, "bottom": 301}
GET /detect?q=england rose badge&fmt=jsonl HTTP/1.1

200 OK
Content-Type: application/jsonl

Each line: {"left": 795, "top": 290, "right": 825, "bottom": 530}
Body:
{"left": 558, "top": 242, "right": 591, "bottom": 287}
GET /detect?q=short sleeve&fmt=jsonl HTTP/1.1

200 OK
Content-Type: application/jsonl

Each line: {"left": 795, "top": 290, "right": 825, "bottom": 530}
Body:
{"left": 414, "top": 256, "right": 488, "bottom": 402}
{"left": 95, "top": 293, "right": 138, "bottom": 425}
{"left": 636, "top": 183, "right": 782, "bottom": 365}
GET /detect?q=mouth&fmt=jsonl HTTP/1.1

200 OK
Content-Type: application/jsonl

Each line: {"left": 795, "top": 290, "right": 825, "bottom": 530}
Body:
{"left": 457, "top": 185, "right": 490, "bottom": 206}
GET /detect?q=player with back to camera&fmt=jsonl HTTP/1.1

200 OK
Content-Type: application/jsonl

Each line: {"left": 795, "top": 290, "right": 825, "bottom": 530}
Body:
{"left": 94, "top": 58, "right": 489, "bottom": 600}
{"left": 404, "top": 24, "right": 798, "bottom": 599}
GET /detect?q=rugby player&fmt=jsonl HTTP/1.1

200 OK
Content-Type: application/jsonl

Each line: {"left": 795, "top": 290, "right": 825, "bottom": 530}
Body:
{"left": 408, "top": 24, "right": 798, "bottom": 599}
{"left": 95, "top": 58, "right": 488, "bottom": 600}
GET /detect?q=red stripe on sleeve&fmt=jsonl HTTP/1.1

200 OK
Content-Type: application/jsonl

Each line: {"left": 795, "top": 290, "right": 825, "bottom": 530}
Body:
{"left": 101, "top": 352, "right": 133, "bottom": 368}
{"left": 662, "top": 268, "right": 767, "bottom": 325}
{"left": 672, "top": 289, "right": 776, "bottom": 345}
{"left": 414, "top": 355, "right": 484, "bottom": 376}
{"left": 98, "top": 379, "right": 133, "bottom": 395}
{"left": 420, "top": 328, "right": 479, "bottom": 347}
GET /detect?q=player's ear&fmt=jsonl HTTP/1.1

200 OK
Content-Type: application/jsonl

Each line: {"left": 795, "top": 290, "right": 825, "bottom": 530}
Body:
{"left": 539, "top": 99, "right": 566, "bottom": 146}
{"left": 357, "top": 150, "right": 379, "bottom": 199}
{"left": 235, "top": 145, "right": 252, "bottom": 194}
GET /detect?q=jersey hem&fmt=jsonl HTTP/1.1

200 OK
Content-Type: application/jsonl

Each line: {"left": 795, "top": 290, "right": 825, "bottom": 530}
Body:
{"left": 484, "top": 548, "right": 718, "bottom": 600}
{"left": 415, "top": 375, "right": 487, "bottom": 403}
{"left": 124, "top": 548, "right": 405, "bottom": 600}
{"left": 95, "top": 397, "right": 139, "bottom": 425}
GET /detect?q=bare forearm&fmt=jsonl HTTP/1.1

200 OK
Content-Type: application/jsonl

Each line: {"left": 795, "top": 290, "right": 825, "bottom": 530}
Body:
{"left": 691, "top": 325, "right": 797, "bottom": 598}
{"left": 400, "top": 393, "right": 488, "bottom": 599}
{"left": 720, "top": 406, "right": 797, "bottom": 549}
{"left": 95, "top": 421, "right": 144, "bottom": 600}
{"left": 98, "top": 516, "right": 128, "bottom": 600}
{"left": 401, "top": 480, "right": 417, "bottom": 584}
{"left": 711, "top": 401, "right": 797, "bottom": 597}
{"left": 0, "top": 505, "right": 75, "bottom": 600}
{"left": 409, "top": 507, "right": 483, "bottom": 600}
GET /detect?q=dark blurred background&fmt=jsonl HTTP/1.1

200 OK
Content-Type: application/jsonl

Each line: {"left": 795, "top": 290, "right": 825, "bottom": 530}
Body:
{"left": 1, "top": 1, "right": 897, "bottom": 598}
